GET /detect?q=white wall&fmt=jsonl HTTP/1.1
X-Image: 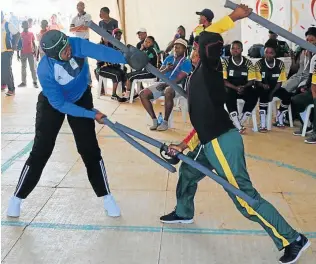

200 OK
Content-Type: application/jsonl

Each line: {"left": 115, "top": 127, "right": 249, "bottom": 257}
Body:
{"left": 124, "top": 0, "right": 241, "bottom": 49}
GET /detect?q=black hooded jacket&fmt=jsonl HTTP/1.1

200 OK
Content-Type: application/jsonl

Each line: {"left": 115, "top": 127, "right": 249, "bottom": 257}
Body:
{"left": 187, "top": 31, "right": 234, "bottom": 144}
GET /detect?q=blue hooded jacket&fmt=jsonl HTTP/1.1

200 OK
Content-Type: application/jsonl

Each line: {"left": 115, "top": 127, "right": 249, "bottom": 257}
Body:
{"left": 37, "top": 37, "right": 126, "bottom": 119}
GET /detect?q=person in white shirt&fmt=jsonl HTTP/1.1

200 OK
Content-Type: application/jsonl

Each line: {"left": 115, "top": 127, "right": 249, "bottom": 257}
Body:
{"left": 70, "top": 1, "right": 91, "bottom": 40}
{"left": 70, "top": 1, "right": 92, "bottom": 86}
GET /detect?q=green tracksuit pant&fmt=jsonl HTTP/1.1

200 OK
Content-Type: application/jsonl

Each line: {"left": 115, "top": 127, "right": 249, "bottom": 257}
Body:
{"left": 175, "top": 128, "right": 299, "bottom": 250}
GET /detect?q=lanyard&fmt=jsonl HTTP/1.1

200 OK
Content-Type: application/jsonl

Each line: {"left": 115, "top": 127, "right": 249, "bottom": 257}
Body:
{"left": 169, "top": 56, "right": 185, "bottom": 79}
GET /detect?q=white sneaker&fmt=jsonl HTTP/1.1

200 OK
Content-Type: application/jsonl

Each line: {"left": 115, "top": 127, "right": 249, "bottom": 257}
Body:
{"left": 104, "top": 194, "right": 121, "bottom": 217}
{"left": 7, "top": 196, "right": 22, "bottom": 218}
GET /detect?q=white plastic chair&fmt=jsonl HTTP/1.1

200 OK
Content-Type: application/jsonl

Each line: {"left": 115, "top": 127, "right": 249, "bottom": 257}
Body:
{"left": 267, "top": 97, "right": 293, "bottom": 130}
{"left": 302, "top": 104, "right": 315, "bottom": 137}
{"left": 97, "top": 76, "right": 122, "bottom": 99}
{"left": 129, "top": 78, "right": 157, "bottom": 103}
{"left": 237, "top": 99, "right": 258, "bottom": 132}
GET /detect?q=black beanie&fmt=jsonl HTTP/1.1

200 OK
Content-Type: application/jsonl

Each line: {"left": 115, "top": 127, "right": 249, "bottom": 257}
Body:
{"left": 40, "top": 30, "right": 69, "bottom": 61}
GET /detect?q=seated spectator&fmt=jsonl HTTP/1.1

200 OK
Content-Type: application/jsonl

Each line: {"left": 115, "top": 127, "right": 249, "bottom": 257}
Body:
{"left": 254, "top": 39, "right": 292, "bottom": 132}
{"left": 223, "top": 41, "right": 258, "bottom": 134}
{"left": 99, "top": 7, "right": 118, "bottom": 35}
{"left": 268, "top": 30, "right": 291, "bottom": 57}
{"left": 190, "top": 37, "right": 200, "bottom": 67}
{"left": 291, "top": 54, "right": 316, "bottom": 144}
{"left": 140, "top": 39, "right": 192, "bottom": 131}
{"left": 136, "top": 28, "right": 160, "bottom": 52}
{"left": 282, "top": 27, "right": 316, "bottom": 93}
{"left": 94, "top": 28, "right": 127, "bottom": 102}
{"left": 124, "top": 36, "right": 159, "bottom": 100}
{"left": 165, "top": 26, "right": 189, "bottom": 54}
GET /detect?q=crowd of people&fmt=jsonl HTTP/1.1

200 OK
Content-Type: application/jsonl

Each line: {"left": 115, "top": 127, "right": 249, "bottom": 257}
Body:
{"left": 1, "top": 2, "right": 315, "bottom": 144}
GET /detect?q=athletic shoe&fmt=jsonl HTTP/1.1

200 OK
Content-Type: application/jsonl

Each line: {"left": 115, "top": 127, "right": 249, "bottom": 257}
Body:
{"left": 273, "top": 121, "right": 285, "bottom": 128}
{"left": 150, "top": 119, "right": 158, "bottom": 130}
{"left": 33, "top": 82, "right": 39, "bottom": 88}
{"left": 7, "top": 196, "right": 22, "bottom": 218}
{"left": 157, "top": 121, "right": 169, "bottom": 131}
{"left": 305, "top": 133, "right": 316, "bottom": 144}
{"left": 18, "top": 82, "right": 26, "bottom": 87}
{"left": 104, "top": 194, "right": 121, "bottom": 217}
{"left": 259, "top": 126, "right": 268, "bottom": 133}
{"left": 160, "top": 211, "right": 193, "bottom": 224}
{"left": 293, "top": 127, "right": 313, "bottom": 136}
{"left": 111, "top": 94, "right": 127, "bottom": 103}
{"left": 5, "top": 91, "right": 15, "bottom": 96}
{"left": 239, "top": 127, "right": 246, "bottom": 135}
{"left": 279, "top": 234, "right": 311, "bottom": 264}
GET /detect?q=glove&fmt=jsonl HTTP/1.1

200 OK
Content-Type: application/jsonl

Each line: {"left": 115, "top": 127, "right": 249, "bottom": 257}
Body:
{"left": 124, "top": 45, "right": 149, "bottom": 71}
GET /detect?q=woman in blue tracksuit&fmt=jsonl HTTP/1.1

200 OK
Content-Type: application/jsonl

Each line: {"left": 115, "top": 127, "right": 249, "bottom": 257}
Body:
{"left": 7, "top": 30, "right": 126, "bottom": 218}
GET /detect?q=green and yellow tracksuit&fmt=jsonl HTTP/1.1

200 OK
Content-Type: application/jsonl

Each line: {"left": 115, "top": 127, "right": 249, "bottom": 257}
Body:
{"left": 175, "top": 15, "right": 299, "bottom": 251}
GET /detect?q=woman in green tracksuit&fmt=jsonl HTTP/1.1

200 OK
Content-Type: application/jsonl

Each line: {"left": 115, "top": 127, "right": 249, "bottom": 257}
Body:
{"left": 160, "top": 5, "right": 310, "bottom": 264}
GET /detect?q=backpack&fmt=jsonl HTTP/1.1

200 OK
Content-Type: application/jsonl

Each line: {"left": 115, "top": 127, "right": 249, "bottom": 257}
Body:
{"left": 248, "top": 44, "right": 264, "bottom": 58}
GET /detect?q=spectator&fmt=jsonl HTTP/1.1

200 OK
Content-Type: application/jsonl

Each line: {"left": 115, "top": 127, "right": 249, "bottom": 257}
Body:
{"left": 28, "top": 18, "right": 34, "bottom": 33}
{"left": 95, "top": 28, "right": 127, "bottom": 102}
{"left": 124, "top": 36, "right": 159, "bottom": 100}
{"left": 17, "top": 21, "right": 38, "bottom": 88}
{"left": 1, "top": 11, "right": 20, "bottom": 96}
{"left": 70, "top": 1, "right": 92, "bottom": 86}
{"left": 254, "top": 39, "right": 292, "bottom": 132}
{"left": 48, "top": 14, "right": 63, "bottom": 31}
{"left": 282, "top": 28, "right": 316, "bottom": 93}
{"left": 140, "top": 38, "right": 192, "bottom": 131}
{"left": 291, "top": 54, "right": 316, "bottom": 143}
{"left": 189, "top": 8, "right": 213, "bottom": 46}
{"left": 36, "top": 20, "right": 48, "bottom": 60}
{"left": 165, "top": 25, "right": 189, "bottom": 54}
{"left": 190, "top": 39, "right": 200, "bottom": 67}
{"left": 136, "top": 28, "right": 160, "bottom": 52}
{"left": 268, "top": 30, "right": 290, "bottom": 57}
{"left": 99, "top": 7, "right": 118, "bottom": 35}
{"left": 70, "top": 1, "right": 91, "bottom": 40}
{"left": 223, "top": 40, "right": 258, "bottom": 134}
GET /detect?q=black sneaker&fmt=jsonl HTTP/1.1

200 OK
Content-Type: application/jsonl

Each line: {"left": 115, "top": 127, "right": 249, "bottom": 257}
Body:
{"left": 111, "top": 94, "right": 127, "bottom": 103}
{"left": 33, "top": 82, "right": 39, "bottom": 88}
{"left": 160, "top": 211, "right": 193, "bottom": 224}
{"left": 279, "top": 234, "right": 311, "bottom": 264}
{"left": 18, "top": 83, "right": 26, "bottom": 87}
{"left": 293, "top": 127, "right": 313, "bottom": 136}
{"left": 305, "top": 132, "right": 316, "bottom": 144}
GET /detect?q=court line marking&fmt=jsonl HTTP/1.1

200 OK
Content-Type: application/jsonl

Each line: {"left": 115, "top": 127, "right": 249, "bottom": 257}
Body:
{"left": 2, "top": 220, "right": 316, "bottom": 238}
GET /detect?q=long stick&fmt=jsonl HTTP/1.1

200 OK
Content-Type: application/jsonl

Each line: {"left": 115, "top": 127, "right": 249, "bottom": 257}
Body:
{"left": 103, "top": 118, "right": 176, "bottom": 173}
{"left": 114, "top": 122, "right": 258, "bottom": 207}
{"left": 224, "top": 0, "right": 316, "bottom": 53}
{"left": 88, "top": 21, "right": 187, "bottom": 98}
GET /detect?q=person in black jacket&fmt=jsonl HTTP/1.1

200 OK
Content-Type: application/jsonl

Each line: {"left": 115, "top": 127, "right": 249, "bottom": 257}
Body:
{"left": 159, "top": 5, "right": 310, "bottom": 264}
{"left": 124, "top": 36, "right": 159, "bottom": 100}
{"left": 94, "top": 28, "right": 127, "bottom": 102}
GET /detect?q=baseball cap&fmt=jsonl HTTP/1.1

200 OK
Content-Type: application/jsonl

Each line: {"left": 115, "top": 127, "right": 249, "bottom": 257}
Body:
{"left": 137, "top": 28, "right": 147, "bottom": 34}
{"left": 174, "top": 38, "right": 188, "bottom": 49}
{"left": 112, "top": 28, "right": 123, "bottom": 36}
{"left": 196, "top": 8, "right": 214, "bottom": 21}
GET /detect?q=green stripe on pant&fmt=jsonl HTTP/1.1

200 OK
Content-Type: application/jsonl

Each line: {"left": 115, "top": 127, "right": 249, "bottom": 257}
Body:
{"left": 176, "top": 128, "right": 299, "bottom": 250}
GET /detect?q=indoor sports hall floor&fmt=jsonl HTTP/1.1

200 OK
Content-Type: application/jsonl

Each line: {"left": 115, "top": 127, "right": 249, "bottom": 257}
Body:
{"left": 1, "top": 68, "right": 316, "bottom": 264}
